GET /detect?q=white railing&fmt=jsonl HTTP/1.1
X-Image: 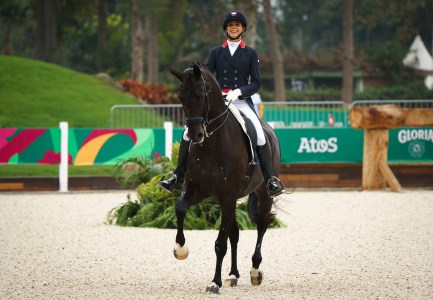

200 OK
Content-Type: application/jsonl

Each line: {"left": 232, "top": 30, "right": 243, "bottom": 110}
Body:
{"left": 262, "top": 101, "right": 349, "bottom": 128}
{"left": 110, "top": 104, "right": 184, "bottom": 128}
{"left": 110, "top": 100, "right": 433, "bottom": 128}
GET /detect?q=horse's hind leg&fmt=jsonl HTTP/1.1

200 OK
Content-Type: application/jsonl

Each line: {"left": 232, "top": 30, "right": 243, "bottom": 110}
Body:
{"left": 223, "top": 218, "right": 240, "bottom": 287}
{"left": 249, "top": 189, "right": 274, "bottom": 286}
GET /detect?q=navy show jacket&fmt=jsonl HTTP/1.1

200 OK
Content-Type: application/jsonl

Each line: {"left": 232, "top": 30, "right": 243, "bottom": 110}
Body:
{"left": 205, "top": 40, "right": 260, "bottom": 113}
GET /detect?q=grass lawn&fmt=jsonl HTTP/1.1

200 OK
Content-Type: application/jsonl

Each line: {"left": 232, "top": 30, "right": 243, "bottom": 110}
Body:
{"left": 0, "top": 55, "right": 140, "bottom": 128}
{"left": 0, "top": 55, "right": 147, "bottom": 177}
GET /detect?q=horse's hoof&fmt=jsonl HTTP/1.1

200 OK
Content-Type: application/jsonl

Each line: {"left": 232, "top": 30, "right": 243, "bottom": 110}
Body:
{"left": 205, "top": 282, "right": 220, "bottom": 294}
{"left": 250, "top": 268, "right": 264, "bottom": 286}
{"left": 173, "top": 243, "right": 188, "bottom": 260}
{"left": 223, "top": 275, "right": 238, "bottom": 287}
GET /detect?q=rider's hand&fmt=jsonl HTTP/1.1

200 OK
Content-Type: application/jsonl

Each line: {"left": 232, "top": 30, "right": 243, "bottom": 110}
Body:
{"left": 226, "top": 89, "right": 242, "bottom": 102}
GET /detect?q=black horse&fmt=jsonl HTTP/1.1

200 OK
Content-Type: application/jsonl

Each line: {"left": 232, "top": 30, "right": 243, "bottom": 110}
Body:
{"left": 168, "top": 63, "right": 282, "bottom": 294}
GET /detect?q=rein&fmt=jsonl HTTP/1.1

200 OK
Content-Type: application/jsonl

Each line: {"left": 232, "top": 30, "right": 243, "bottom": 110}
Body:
{"left": 179, "top": 73, "right": 231, "bottom": 138}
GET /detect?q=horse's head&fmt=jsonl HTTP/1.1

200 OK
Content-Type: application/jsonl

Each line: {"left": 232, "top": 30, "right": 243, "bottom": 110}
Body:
{"left": 168, "top": 63, "right": 217, "bottom": 144}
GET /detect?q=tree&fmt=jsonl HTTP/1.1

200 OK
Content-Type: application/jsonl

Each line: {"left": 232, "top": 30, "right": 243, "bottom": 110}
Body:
{"left": 131, "top": 0, "right": 145, "bottom": 83}
{"left": 0, "top": 0, "right": 30, "bottom": 55}
{"left": 146, "top": 9, "right": 158, "bottom": 83}
{"left": 96, "top": 0, "right": 107, "bottom": 70}
{"left": 233, "top": 0, "right": 257, "bottom": 48}
{"left": 342, "top": 0, "right": 354, "bottom": 104}
{"left": 35, "top": 0, "right": 57, "bottom": 61}
{"left": 262, "top": 0, "right": 286, "bottom": 101}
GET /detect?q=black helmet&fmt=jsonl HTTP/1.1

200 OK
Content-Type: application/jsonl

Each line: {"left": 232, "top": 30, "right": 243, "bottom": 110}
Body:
{"left": 223, "top": 10, "right": 247, "bottom": 32}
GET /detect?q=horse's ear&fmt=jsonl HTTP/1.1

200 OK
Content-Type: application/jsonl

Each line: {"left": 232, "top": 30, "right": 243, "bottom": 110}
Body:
{"left": 192, "top": 63, "right": 201, "bottom": 78}
{"left": 167, "top": 64, "right": 184, "bottom": 81}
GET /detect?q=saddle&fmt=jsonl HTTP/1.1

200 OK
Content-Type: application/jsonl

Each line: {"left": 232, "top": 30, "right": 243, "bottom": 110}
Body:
{"left": 226, "top": 104, "right": 259, "bottom": 165}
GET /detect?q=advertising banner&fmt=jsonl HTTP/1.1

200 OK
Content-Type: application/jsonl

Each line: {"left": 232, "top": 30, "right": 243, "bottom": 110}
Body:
{"left": 275, "top": 128, "right": 364, "bottom": 164}
{"left": 1, "top": 127, "right": 432, "bottom": 165}
{"left": 389, "top": 127, "right": 433, "bottom": 162}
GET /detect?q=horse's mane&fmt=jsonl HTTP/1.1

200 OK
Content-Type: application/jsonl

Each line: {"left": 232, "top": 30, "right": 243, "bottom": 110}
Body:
{"left": 189, "top": 62, "right": 221, "bottom": 93}
{"left": 189, "top": 62, "right": 207, "bottom": 69}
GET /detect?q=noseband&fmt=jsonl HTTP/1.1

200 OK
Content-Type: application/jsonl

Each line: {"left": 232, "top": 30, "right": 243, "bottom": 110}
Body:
{"left": 179, "top": 72, "right": 230, "bottom": 138}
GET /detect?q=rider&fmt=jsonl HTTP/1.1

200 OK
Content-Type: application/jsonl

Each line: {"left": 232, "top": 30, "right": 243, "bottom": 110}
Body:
{"left": 159, "top": 10, "right": 285, "bottom": 197}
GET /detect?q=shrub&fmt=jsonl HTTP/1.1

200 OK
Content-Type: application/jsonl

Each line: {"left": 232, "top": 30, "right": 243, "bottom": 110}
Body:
{"left": 108, "top": 143, "right": 283, "bottom": 230}
{"left": 354, "top": 82, "right": 433, "bottom": 100}
{"left": 113, "top": 154, "right": 173, "bottom": 187}
{"left": 107, "top": 176, "right": 282, "bottom": 230}
{"left": 117, "top": 79, "right": 178, "bottom": 104}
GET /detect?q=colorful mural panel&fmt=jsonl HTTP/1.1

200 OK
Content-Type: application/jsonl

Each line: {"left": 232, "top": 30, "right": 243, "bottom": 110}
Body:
{"left": 0, "top": 128, "right": 164, "bottom": 165}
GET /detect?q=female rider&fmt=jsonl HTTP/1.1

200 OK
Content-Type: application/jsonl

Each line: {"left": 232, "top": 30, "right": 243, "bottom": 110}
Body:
{"left": 159, "top": 10, "right": 284, "bottom": 197}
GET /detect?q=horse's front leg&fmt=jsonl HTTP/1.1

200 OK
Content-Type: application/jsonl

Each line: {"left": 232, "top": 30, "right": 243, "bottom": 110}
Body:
{"left": 206, "top": 201, "right": 236, "bottom": 294}
{"left": 223, "top": 219, "right": 239, "bottom": 287}
{"left": 173, "top": 193, "right": 189, "bottom": 260}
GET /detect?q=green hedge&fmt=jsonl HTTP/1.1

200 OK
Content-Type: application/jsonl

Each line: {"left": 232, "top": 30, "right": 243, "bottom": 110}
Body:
{"left": 261, "top": 81, "right": 433, "bottom": 102}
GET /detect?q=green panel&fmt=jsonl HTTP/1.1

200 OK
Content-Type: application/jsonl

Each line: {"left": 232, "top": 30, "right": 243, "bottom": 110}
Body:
{"left": 73, "top": 128, "right": 94, "bottom": 148}
{"left": 68, "top": 129, "right": 78, "bottom": 159}
{"left": 173, "top": 128, "right": 185, "bottom": 143}
{"left": 19, "top": 129, "right": 57, "bottom": 163}
{"left": 389, "top": 127, "right": 433, "bottom": 162}
{"left": 153, "top": 128, "right": 166, "bottom": 157}
{"left": 51, "top": 128, "right": 61, "bottom": 153}
{"left": 275, "top": 128, "right": 364, "bottom": 164}
{"left": 8, "top": 153, "right": 19, "bottom": 163}
{"left": 91, "top": 129, "right": 154, "bottom": 164}
{"left": 94, "top": 134, "right": 135, "bottom": 164}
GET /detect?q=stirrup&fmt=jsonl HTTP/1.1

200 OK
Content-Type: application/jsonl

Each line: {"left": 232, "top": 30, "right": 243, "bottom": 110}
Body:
{"left": 158, "top": 172, "right": 179, "bottom": 193}
{"left": 266, "top": 176, "right": 285, "bottom": 198}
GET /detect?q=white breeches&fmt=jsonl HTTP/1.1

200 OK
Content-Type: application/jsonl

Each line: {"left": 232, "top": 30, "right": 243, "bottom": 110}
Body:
{"left": 182, "top": 99, "right": 266, "bottom": 146}
{"left": 233, "top": 100, "right": 266, "bottom": 146}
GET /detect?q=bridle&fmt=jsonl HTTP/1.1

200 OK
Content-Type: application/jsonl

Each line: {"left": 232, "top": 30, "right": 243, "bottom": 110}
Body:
{"left": 178, "top": 71, "right": 231, "bottom": 138}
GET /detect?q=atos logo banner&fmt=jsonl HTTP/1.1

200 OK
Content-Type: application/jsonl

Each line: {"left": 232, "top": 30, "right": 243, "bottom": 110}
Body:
{"left": 297, "top": 137, "right": 338, "bottom": 153}
{"left": 275, "top": 128, "right": 363, "bottom": 163}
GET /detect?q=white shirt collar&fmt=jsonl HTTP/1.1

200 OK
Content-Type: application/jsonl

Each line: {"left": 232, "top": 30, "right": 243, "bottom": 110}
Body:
{"left": 227, "top": 39, "right": 241, "bottom": 56}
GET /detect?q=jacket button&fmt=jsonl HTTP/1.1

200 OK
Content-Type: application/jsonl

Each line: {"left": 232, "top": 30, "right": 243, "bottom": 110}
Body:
{"left": 224, "top": 77, "right": 227, "bottom": 80}
{"left": 224, "top": 84, "right": 227, "bottom": 87}
{"left": 234, "top": 84, "right": 238, "bottom": 87}
{"left": 234, "top": 70, "right": 238, "bottom": 73}
{"left": 234, "top": 77, "right": 237, "bottom": 80}
{"left": 224, "top": 70, "right": 227, "bottom": 73}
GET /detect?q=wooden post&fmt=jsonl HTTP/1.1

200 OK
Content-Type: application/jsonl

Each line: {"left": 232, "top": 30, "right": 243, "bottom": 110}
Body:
{"left": 351, "top": 105, "right": 433, "bottom": 192}
{"left": 379, "top": 161, "right": 402, "bottom": 192}
{"left": 362, "top": 128, "right": 388, "bottom": 190}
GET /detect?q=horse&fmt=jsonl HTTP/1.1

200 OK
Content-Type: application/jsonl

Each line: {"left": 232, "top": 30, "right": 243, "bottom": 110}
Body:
{"left": 167, "top": 62, "right": 282, "bottom": 294}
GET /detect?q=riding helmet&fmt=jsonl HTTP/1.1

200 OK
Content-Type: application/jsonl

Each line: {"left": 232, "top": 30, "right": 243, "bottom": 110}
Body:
{"left": 223, "top": 10, "right": 247, "bottom": 32}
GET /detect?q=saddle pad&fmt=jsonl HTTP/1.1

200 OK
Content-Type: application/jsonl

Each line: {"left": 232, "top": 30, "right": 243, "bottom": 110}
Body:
{"left": 226, "top": 102, "right": 255, "bottom": 163}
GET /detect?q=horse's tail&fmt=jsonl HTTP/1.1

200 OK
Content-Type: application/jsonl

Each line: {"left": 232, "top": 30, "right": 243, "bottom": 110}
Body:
{"left": 247, "top": 192, "right": 276, "bottom": 228}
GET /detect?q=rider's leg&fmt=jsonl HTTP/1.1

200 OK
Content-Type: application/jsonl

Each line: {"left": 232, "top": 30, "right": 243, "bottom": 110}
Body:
{"left": 256, "top": 144, "right": 284, "bottom": 197}
{"left": 159, "top": 130, "right": 190, "bottom": 192}
{"left": 233, "top": 100, "right": 285, "bottom": 197}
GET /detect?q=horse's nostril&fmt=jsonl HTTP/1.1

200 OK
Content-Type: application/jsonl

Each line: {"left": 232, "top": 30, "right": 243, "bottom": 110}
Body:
{"left": 197, "top": 132, "right": 204, "bottom": 139}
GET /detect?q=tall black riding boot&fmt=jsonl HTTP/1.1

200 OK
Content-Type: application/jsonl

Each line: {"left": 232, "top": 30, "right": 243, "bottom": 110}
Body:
{"left": 256, "top": 145, "right": 285, "bottom": 197}
{"left": 159, "top": 139, "right": 189, "bottom": 192}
